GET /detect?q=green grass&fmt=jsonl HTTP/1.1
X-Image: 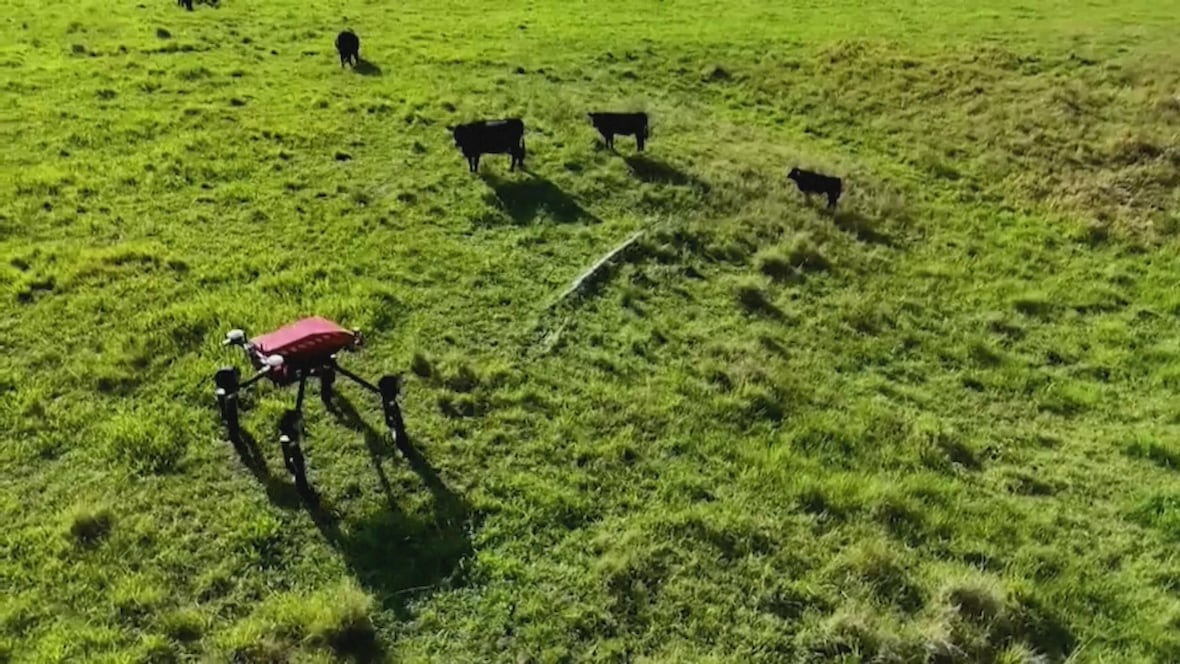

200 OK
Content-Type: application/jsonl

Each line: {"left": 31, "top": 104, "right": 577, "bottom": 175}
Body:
{"left": 2, "top": 0, "right": 1180, "bottom": 661}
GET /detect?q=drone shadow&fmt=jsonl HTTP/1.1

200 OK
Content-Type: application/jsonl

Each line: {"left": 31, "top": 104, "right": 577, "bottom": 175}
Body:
{"left": 226, "top": 387, "right": 473, "bottom": 630}
{"left": 302, "top": 394, "right": 475, "bottom": 620}
{"left": 230, "top": 428, "right": 304, "bottom": 510}
{"left": 328, "top": 395, "right": 401, "bottom": 501}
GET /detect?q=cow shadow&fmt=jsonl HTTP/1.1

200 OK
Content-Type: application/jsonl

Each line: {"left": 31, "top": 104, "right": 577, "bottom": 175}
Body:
{"left": 354, "top": 58, "right": 383, "bottom": 76}
{"left": 307, "top": 395, "right": 475, "bottom": 621}
{"left": 480, "top": 172, "right": 598, "bottom": 224}
{"left": 623, "top": 155, "right": 709, "bottom": 191}
{"left": 832, "top": 208, "right": 894, "bottom": 247}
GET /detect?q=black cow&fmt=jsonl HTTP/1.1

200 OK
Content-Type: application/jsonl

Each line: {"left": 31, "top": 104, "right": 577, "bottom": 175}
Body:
{"left": 335, "top": 30, "right": 360, "bottom": 68}
{"left": 787, "top": 167, "right": 843, "bottom": 209}
{"left": 178, "top": 0, "right": 193, "bottom": 10}
{"left": 588, "top": 112, "right": 648, "bottom": 152}
{"left": 449, "top": 119, "right": 526, "bottom": 173}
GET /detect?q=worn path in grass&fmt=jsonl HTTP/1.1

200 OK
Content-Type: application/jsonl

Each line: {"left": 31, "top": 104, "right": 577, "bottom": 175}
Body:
{"left": 2, "top": 0, "right": 1180, "bottom": 661}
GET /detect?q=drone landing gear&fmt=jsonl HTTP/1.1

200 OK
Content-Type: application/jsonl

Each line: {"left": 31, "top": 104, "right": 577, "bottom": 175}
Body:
{"left": 213, "top": 355, "right": 406, "bottom": 488}
{"left": 329, "top": 361, "right": 408, "bottom": 448}
{"left": 280, "top": 414, "right": 310, "bottom": 496}
{"left": 214, "top": 366, "right": 244, "bottom": 445}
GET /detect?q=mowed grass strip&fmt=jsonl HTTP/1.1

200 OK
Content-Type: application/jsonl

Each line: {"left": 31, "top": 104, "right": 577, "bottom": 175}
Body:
{"left": 2, "top": 0, "right": 1180, "bottom": 661}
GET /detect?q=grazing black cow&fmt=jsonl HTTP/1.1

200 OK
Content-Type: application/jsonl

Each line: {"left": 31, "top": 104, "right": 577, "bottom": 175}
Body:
{"left": 335, "top": 30, "right": 360, "bottom": 68}
{"left": 178, "top": 0, "right": 193, "bottom": 10}
{"left": 449, "top": 119, "right": 526, "bottom": 173}
{"left": 588, "top": 112, "right": 648, "bottom": 152}
{"left": 787, "top": 167, "right": 843, "bottom": 209}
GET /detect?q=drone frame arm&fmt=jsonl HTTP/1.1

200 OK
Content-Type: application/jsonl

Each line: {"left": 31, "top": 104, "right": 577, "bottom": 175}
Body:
{"left": 239, "top": 368, "right": 272, "bottom": 392}
{"left": 215, "top": 366, "right": 272, "bottom": 397}
{"left": 332, "top": 362, "right": 381, "bottom": 394}
{"left": 329, "top": 357, "right": 406, "bottom": 444}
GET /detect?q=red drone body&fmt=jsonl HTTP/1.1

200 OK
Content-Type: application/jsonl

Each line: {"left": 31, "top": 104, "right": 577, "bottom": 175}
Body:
{"left": 238, "top": 316, "right": 363, "bottom": 385}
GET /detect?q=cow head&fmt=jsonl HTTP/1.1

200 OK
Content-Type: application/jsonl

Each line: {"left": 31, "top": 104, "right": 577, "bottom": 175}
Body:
{"left": 787, "top": 167, "right": 800, "bottom": 181}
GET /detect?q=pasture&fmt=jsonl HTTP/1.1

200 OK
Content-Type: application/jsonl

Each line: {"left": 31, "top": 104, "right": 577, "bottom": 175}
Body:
{"left": 2, "top": 0, "right": 1180, "bottom": 661}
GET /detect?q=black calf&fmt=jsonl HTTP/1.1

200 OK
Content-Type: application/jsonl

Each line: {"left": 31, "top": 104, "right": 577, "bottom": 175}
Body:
{"left": 588, "top": 112, "right": 649, "bottom": 152}
{"left": 450, "top": 119, "right": 526, "bottom": 173}
{"left": 787, "top": 167, "right": 843, "bottom": 209}
{"left": 335, "top": 30, "right": 360, "bottom": 68}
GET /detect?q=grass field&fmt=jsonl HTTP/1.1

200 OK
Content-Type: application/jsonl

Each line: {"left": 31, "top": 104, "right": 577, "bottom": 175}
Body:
{"left": 2, "top": 0, "right": 1180, "bottom": 661}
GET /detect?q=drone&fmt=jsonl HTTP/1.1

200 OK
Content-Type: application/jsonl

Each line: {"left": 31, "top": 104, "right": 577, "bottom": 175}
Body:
{"left": 213, "top": 316, "right": 405, "bottom": 491}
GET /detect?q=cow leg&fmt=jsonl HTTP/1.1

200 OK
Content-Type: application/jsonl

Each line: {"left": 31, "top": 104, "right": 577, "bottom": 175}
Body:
{"left": 827, "top": 192, "right": 838, "bottom": 209}
{"left": 472, "top": 155, "right": 480, "bottom": 172}
{"left": 637, "top": 135, "right": 645, "bottom": 152}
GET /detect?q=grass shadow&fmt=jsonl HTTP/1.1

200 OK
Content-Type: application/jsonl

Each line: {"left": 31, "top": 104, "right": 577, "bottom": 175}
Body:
{"left": 312, "top": 394, "right": 475, "bottom": 620}
{"left": 354, "top": 58, "right": 383, "bottom": 77}
{"left": 624, "top": 155, "right": 710, "bottom": 191}
{"left": 833, "top": 209, "right": 895, "bottom": 247}
{"left": 736, "top": 283, "right": 786, "bottom": 320}
{"left": 481, "top": 172, "right": 598, "bottom": 224}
